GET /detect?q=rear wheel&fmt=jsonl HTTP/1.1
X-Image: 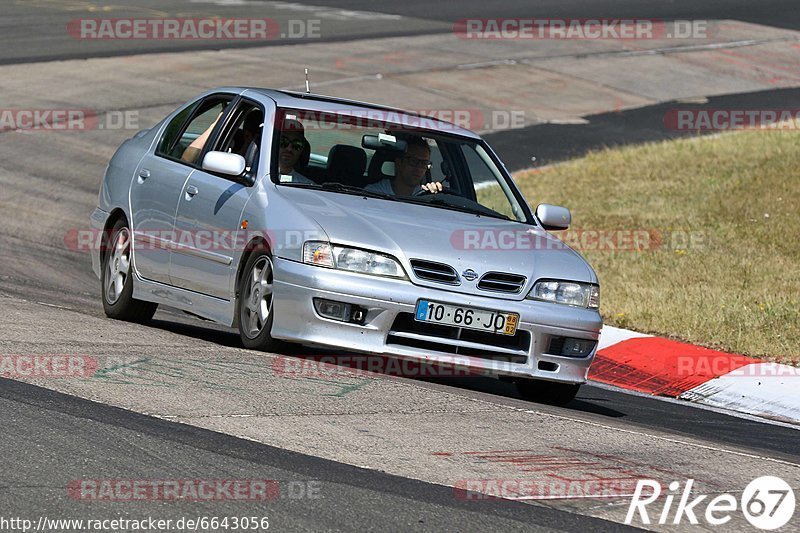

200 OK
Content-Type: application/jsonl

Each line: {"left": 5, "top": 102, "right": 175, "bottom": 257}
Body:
{"left": 238, "top": 251, "right": 283, "bottom": 351}
{"left": 515, "top": 379, "right": 580, "bottom": 406}
{"left": 101, "top": 219, "right": 157, "bottom": 322}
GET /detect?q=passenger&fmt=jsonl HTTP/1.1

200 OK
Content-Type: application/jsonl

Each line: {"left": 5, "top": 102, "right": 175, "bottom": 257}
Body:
{"left": 234, "top": 111, "right": 262, "bottom": 156}
{"left": 181, "top": 107, "right": 258, "bottom": 163}
{"left": 278, "top": 118, "right": 313, "bottom": 184}
{"left": 181, "top": 111, "right": 222, "bottom": 164}
{"left": 365, "top": 136, "right": 443, "bottom": 196}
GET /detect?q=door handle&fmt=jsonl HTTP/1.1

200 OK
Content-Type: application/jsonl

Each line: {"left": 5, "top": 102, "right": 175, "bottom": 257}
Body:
{"left": 186, "top": 185, "right": 199, "bottom": 196}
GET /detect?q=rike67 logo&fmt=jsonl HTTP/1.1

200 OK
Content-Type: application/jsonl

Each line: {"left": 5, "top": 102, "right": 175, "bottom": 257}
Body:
{"left": 626, "top": 477, "right": 795, "bottom": 530}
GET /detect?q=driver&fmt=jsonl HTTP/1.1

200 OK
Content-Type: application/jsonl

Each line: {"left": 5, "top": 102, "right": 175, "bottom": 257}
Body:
{"left": 278, "top": 118, "right": 313, "bottom": 184}
{"left": 365, "top": 135, "right": 443, "bottom": 196}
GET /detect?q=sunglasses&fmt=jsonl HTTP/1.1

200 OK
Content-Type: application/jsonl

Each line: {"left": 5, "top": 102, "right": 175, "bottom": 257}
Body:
{"left": 280, "top": 137, "right": 305, "bottom": 151}
{"left": 403, "top": 155, "right": 432, "bottom": 169}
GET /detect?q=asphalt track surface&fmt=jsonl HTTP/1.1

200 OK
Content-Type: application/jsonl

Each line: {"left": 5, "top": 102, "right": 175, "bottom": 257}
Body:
{"left": 1, "top": 378, "right": 632, "bottom": 532}
{"left": 486, "top": 86, "right": 800, "bottom": 169}
{"left": 2, "top": 1, "right": 800, "bottom": 531}
{"left": 4, "top": 0, "right": 800, "bottom": 65}
{"left": 286, "top": 0, "right": 800, "bottom": 31}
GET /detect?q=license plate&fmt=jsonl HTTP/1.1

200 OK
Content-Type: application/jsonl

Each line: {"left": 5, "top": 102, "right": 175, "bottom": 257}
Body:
{"left": 414, "top": 300, "right": 519, "bottom": 336}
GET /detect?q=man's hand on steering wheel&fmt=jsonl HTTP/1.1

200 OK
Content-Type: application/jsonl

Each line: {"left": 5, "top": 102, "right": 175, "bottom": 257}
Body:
{"left": 418, "top": 181, "right": 444, "bottom": 195}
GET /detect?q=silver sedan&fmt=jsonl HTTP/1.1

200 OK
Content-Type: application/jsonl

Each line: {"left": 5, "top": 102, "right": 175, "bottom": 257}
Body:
{"left": 91, "top": 87, "right": 601, "bottom": 405}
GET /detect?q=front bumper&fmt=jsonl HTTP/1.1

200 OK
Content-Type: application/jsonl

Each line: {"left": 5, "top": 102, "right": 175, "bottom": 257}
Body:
{"left": 271, "top": 257, "right": 602, "bottom": 384}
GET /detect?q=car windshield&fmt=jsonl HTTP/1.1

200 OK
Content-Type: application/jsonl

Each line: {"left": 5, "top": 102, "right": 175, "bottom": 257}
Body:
{"left": 272, "top": 108, "right": 530, "bottom": 223}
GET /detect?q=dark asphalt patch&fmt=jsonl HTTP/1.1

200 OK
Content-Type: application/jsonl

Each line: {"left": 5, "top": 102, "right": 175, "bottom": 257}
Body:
{"left": 486, "top": 86, "right": 800, "bottom": 171}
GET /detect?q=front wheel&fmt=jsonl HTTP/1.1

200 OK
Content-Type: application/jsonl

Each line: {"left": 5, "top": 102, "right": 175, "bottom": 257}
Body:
{"left": 515, "top": 379, "right": 580, "bottom": 406}
{"left": 237, "top": 252, "right": 283, "bottom": 351}
{"left": 101, "top": 219, "right": 157, "bottom": 322}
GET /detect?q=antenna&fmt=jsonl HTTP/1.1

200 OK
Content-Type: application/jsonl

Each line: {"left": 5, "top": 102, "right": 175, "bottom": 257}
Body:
{"left": 305, "top": 68, "right": 310, "bottom": 93}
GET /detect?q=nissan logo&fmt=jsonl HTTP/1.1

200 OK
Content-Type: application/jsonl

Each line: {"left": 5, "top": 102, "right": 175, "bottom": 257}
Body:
{"left": 462, "top": 269, "right": 479, "bottom": 281}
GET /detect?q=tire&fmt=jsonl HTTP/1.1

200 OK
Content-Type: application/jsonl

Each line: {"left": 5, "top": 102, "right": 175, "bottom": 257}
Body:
{"left": 515, "top": 378, "right": 580, "bottom": 406}
{"left": 101, "top": 219, "right": 157, "bottom": 322}
{"left": 237, "top": 251, "right": 283, "bottom": 351}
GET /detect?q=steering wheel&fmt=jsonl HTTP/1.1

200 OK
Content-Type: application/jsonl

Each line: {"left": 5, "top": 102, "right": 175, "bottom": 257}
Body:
{"left": 414, "top": 185, "right": 455, "bottom": 196}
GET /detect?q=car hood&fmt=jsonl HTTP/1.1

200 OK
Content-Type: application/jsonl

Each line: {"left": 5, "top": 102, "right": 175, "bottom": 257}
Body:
{"left": 278, "top": 187, "right": 597, "bottom": 298}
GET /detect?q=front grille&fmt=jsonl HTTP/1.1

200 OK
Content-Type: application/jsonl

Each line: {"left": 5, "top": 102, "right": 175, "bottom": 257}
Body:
{"left": 386, "top": 313, "right": 530, "bottom": 363}
{"left": 410, "top": 259, "right": 459, "bottom": 284}
{"left": 477, "top": 272, "right": 527, "bottom": 293}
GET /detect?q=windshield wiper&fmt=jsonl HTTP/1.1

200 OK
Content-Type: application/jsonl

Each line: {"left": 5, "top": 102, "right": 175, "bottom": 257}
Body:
{"left": 402, "top": 195, "right": 509, "bottom": 220}
{"left": 319, "top": 182, "right": 397, "bottom": 201}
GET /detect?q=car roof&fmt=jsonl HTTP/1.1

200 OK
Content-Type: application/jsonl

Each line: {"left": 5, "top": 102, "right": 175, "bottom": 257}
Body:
{"left": 230, "top": 87, "right": 481, "bottom": 139}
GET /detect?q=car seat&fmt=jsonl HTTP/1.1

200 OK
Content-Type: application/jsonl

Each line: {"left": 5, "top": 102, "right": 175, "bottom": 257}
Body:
{"left": 325, "top": 145, "right": 367, "bottom": 186}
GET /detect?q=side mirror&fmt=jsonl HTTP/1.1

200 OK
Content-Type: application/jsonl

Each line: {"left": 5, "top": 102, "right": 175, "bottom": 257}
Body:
{"left": 536, "top": 204, "right": 571, "bottom": 230}
{"left": 202, "top": 151, "right": 246, "bottom": 177}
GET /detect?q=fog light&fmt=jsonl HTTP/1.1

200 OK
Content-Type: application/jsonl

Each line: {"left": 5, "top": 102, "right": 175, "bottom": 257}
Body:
{"left": 313, "top": 299, "right": 366, "bottom": 325}
{"left": 315, "top": 299, "right": 350, "bottom": 321}
{"left": 548, "top": 336, "right": 597, "bottom": 358}
{"left": 562, "top": 338, "right": 596, "bottom": 357}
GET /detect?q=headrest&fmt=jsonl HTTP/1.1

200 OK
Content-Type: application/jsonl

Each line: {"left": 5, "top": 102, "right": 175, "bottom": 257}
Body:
{"left": 366, "top": 149, "right": 398, "bottom": 183}
{"left": 326, "top": 145, "right": 368, "bottom": 186}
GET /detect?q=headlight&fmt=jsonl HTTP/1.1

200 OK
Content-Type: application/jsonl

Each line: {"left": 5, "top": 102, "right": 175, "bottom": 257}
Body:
{"left": 528, "top": 280, "right": 599, "bottom": 309}
{"left": 303, "top": 241, "right": 406, "bottom": 278}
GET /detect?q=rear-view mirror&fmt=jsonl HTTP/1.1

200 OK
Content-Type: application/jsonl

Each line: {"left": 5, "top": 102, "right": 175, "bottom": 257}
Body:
{"left": 362, "top": 133, "right": 407, "bottom": 152}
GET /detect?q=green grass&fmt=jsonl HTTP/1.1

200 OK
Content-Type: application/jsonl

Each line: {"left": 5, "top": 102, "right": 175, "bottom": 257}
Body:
{"left": 512, "top": 129, "right": 800, "bottom": 362}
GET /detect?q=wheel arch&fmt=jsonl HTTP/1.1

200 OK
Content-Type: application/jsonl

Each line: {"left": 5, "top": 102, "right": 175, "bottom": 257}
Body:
{"left": 234, "top": 237, "right": 272, "bottom": 297}
{"left": 100, "top": 208, "right": 129, "bottom": 266}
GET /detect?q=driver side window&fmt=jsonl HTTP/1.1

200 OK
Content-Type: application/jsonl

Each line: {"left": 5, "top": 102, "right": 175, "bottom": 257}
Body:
{"left": 156, "top": 101, "right": 198, "bottom": 159}
{"left": 156, "top": 95, "right": 233, "bottom": 165}
{"left": 178, "top": 102, "right": 228, "bottom": 164}
{"left": 212, "top": 102, "right": 264, "bottom": 176}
